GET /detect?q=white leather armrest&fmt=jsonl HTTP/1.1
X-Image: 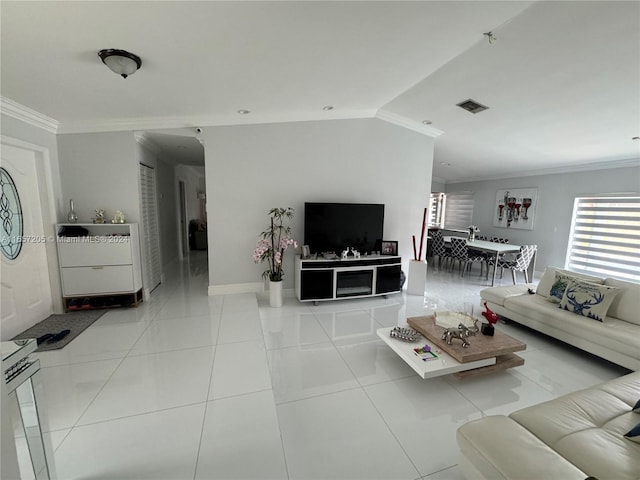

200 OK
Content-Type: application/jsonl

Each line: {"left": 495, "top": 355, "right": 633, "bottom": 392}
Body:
{"left": 457, "top": 416, "right": 587, "bottom": 480}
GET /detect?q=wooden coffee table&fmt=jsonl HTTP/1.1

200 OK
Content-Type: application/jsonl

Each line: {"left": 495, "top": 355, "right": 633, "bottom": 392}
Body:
{"left": 377, "top": 314, "right": 526, "bottom": 379}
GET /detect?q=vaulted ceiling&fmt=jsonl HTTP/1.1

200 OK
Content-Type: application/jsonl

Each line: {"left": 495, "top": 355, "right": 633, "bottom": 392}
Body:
{"left": 1, "top": 1, "right": 638, "bottom": 182}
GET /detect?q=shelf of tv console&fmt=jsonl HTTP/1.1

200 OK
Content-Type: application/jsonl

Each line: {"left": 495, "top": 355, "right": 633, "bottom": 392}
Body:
{"left": 295, "top": 254, "right": 402, "bottom": 304}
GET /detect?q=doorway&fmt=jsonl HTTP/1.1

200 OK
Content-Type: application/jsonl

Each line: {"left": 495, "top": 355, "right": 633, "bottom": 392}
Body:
{"left": 0, "top": 139, "right": 54, "bottom": 340}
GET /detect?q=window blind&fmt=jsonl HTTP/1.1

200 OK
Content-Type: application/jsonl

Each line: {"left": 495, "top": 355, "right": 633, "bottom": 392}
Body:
{"left": 443, "top": 191, "right": 474, "bottom": 230}
{"left": 565, "top": 196, "right": 640, "bottom": 281}
{"left": 428, "top": 192, "right": 446, "bottom": 228}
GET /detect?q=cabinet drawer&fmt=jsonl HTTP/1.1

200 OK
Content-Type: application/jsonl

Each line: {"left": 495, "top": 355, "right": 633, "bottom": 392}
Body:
{"left": 61, "top": 265, "right": 135, "bottom": 295}
{"left": 58, "top": 237, "right": 132, "bottom": 267}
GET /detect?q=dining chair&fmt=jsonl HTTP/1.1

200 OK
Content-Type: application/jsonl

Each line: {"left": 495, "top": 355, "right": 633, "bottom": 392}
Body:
{"left": 449, "top": 237, "right": 485, "bottom": 277}
{"left": 495, "top": 244, "right": 538, "bottom": 284}
{"left": 430, "top": 230, "right": 450, "bottom": 269}
{"left": 486, "top": 237, "right": 511, "bottom": 275}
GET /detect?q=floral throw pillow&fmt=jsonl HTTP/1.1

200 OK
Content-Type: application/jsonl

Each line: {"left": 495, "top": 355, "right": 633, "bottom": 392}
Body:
{"left": 558, "top": 279, "right": 620, "bottom": 322}
{"left": 548, "top": 273, "right": 574, "bottom": 303}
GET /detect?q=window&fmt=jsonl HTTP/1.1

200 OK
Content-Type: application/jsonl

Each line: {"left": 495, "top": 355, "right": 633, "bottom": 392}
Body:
{"left": 565, "top": 196, "right": 640, "bottom": 282}
{"left": 443, "top": 191, "right": 474, "bottom": 230}
{"left": 428, "top": 193, "right": 445, "bottom": 228}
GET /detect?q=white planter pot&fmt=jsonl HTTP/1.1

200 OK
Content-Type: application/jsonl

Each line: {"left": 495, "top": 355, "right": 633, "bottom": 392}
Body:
{"left": 407, "top": 260, "right": 428, "bottom": 296}
{"left": 269, "top": 280, "right": 283, "bottom": 307}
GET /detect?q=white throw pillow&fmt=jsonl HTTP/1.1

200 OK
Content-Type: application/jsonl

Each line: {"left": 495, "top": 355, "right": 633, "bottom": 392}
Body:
{"left": 536, "top": 266, "right": 604, "bottom": 300}
{"left": 558, "top": 279, "right": 620, "bottom": 322}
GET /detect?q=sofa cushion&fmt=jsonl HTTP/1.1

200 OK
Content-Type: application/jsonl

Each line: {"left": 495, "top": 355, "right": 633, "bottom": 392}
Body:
{"left": 604, "top": 278, "right": 640, "bottom": 325}
{"left": 503, "top": 294, "right": 640, "bottom": 359}
{"left": 510, "top": 372, "right": 640, "bottom": 480}
{"left": 558, "top": 279, "right": 620, "bottom": 322}
{"left": 537, "top": 266, "right": 604, "bottom": 300}
{"left": 479, "top": 284, "right": 531, "bottom": 307}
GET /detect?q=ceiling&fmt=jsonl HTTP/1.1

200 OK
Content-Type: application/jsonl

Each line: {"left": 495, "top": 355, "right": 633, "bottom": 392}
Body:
{"left": 1, "top": 1, "right": 639, "bottom": 182}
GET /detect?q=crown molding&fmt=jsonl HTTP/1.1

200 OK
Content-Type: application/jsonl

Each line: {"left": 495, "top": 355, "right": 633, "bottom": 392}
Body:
{"left": 444, "top": 157, "right": 640, "bottom": 184}
{"left": 375, "top": 109, "right": 444, "bottom": 138}
{"left": 134, "top": 132, "right": 162, "bottom": 155}
{"left": 0, "top": 97, "right": 59, "bottom": 133}
{"left": 56, "top": 109, "right": 377, "bottom": 134}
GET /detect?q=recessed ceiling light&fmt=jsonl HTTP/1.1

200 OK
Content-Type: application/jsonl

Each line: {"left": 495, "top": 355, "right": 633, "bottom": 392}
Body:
{"left": 457, "top": 99, "right": 489, "bottom": 114}
{"left": 237, "top": 109, "right": 250, "bottom": 115}
{"left": 422, "top": 120, "right": 432, "bottom": 125}
{"left": 322, "top": 106, "right": 334, "bottom": 111}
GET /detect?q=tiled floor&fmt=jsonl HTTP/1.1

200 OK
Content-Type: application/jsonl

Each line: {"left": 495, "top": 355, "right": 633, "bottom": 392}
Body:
{"left": 24, "top": 253, "right": 629, "bottom": 479}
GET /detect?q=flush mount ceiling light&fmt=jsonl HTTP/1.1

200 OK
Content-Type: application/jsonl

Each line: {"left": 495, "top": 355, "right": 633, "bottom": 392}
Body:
{"left": 457, "top": 99, "right": 489, "bottom": 114}
{"left": 98, "top": 49, "right": 142, "bottom": 79}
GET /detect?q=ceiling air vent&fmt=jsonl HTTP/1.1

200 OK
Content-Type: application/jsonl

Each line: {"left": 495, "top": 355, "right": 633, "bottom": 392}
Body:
{"left": 457, "top": 99, "right": 489, "bottom": 114}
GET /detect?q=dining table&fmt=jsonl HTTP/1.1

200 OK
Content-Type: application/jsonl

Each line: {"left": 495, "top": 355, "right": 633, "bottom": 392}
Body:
{"left": 443, "top": 236, "right": 535, "bottom": 286}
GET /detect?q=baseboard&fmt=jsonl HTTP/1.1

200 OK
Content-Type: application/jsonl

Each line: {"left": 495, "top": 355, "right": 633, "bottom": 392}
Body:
{"left": 208, "top": 282, "right": 263, "bottom": 296}
{"left": 208, "top": 282, "right": 296, "bottom": 298}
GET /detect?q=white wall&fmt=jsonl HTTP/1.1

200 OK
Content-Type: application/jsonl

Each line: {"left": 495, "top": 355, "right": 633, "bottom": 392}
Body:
{"left": 57, "top": 131, "right": 140, "bottom": 223}
{"left": 204, "top": 118, "right": 435, "bottom": 293}
{"left": 445, "top": 164, "right": 640, "bottom": 270}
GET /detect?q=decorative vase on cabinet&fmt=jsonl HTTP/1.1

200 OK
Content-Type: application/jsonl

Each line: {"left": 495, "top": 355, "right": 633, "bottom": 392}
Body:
{"left": 66, "top": 199, "right": 78, "bottom": 223}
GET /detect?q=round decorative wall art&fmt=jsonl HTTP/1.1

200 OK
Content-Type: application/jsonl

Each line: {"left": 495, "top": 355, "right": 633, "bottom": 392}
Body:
{"left": 0, "top": 167, "right": 23, "bottom": 260}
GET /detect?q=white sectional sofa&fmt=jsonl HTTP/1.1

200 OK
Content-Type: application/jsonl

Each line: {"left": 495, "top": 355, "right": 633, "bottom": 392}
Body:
{"left": 480, "top": 266, "right": 640, "bottom": 371}
{"left": 457, "top": 372, "right": 640, "bottom": 480}
{"left": 457, "top": 371, "right": 640, "bottom": 480}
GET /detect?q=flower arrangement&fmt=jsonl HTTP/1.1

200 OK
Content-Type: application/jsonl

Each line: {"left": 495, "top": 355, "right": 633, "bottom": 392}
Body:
{"left": 468, "top": 225, "right": 480, "bottom": 241}
{"left": 253, "top": 207, "right": 298, "bottom": 282}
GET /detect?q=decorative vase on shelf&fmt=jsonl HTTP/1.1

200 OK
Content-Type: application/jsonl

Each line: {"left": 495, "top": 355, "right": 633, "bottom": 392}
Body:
{"left": 269, "top": 280, "right": 283, "bottom": 308}
{"left": 67, "top": 199, "right": 78, "bottom": 223}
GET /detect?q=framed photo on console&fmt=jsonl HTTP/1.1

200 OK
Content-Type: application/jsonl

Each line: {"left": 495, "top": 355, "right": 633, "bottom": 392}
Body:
{"left": 301, "top": 245, "right": 311, "bottom": 259}
{"left": 381, "top": 240, "right": 398, "bottom": 256}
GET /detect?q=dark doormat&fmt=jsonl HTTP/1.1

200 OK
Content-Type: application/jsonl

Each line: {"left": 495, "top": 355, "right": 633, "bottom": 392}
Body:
{"left": 12, "top": 310, "right": 108, "bottom": 352}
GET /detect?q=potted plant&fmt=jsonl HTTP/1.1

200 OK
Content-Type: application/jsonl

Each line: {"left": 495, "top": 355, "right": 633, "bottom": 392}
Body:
{"left": 252, "top": 207, "right": 298, "bottom": 307}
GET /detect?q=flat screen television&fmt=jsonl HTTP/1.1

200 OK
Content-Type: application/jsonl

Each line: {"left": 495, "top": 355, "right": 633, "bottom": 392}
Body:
{"left": 304, "top": 202, "right": 384, "bottom": 255}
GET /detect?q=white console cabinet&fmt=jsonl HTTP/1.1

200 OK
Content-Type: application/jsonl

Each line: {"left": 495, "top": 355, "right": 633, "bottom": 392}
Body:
{"left": 56, "top": 223, "right": 143, "bottom": 309}
{"left": 295, "top": 255, "right": 402, "bottom": 303}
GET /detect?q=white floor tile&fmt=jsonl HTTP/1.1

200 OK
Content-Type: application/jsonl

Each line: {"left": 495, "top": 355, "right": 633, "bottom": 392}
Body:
{"left": 336, "top": 340, "right": 416, "bottom": 385}
{"left": 444, "top": 370, "right": 556, "bottom": 416}
{"left": 76, "top": 346, "right": 215, "bottom": 425}
{"left": 365, "top": 376, "right": 483, "bottom": 476}
{"left": 277, "top": 388, "right": 420, "bottom": 479}
{"left": 422, "top": 465, "right": 467, "bottom": 480}
{"left": 129, "top": 314, "right": 220, "bottom": 356}
{"left": 516, "top": 344, "right": 627, "bottom": 396}
{"left": 267, "top": 342, "right": 359, "bottom": 403}
{"left": 209, "top": 340, "right": 272, "bottom": 400}
{"left": 36, "top": 321, "right": 149, "bottom": 367}
{"left": 196, "top": 391, "right": 287, "bottom": 479}
{"left": 261, "top": 311, "right": 329, "bottom": 350}
{"left": 314, "top": 310, "right": 380, "bottom": 346}
{"left": 54, "top": 403, "right": 205, "bottom": 480}
{"left": 217, "top": 309, "right": 264, "bottom": 344}
{"left": 38, "top": 359, "right": 121, "bottom": 431}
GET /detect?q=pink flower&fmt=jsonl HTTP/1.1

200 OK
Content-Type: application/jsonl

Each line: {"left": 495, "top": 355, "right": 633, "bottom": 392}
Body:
{"left": 274, "top": 251, "right": 282, "bottom": 264}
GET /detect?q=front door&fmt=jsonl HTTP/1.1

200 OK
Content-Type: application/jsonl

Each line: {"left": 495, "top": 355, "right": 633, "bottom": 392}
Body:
{"left": 0, "top": 142, "right": 53, "bottom": 340}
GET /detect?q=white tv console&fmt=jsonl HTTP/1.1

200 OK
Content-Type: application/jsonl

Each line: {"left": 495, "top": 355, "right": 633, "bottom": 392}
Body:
{"left": 295, "top": 254, "right": 402, "bottom": 303}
